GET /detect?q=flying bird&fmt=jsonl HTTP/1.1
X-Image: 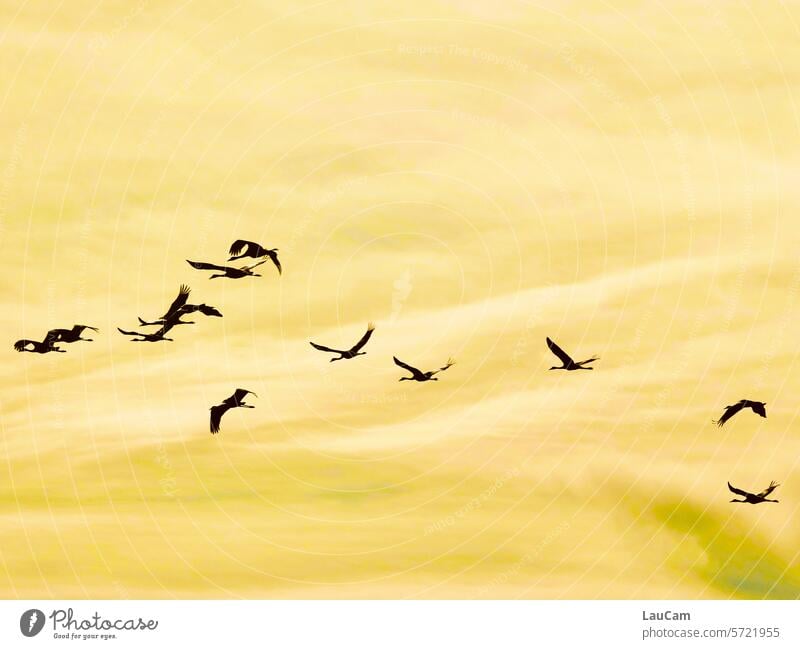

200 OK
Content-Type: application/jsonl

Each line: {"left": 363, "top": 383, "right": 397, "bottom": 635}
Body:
{"left": 138, "top": 285, "right": 222, "bottom": 326}
{"left": 728, "top": 480, "right": 780, "bottom": 504}
{"left": 47, "top": 324, "right": 99, "bottom": 343}
{"left": 117, "top": 324, "right": 174, "bottom": 342}
{"left": 546, "top": 337, "right": 598, "bottom": 371}
{"left": 186, "top": 259, "right": 267, "bottom": 280}
{"left": 309, "top": 323, "right": 375, "bottom": 361}
{"left": 228, "top": 240, "right": 281, "bottom": 275}
{"left": 13, "top": 331, "right": 64, "bottom": 354}
{"left": 393, "top": 356, "right": 455, "bottom": 381}
{"left": 713, "top": 399, "right": 767, "bottom": 427}
{"left": 210, "top": 388, "right": 257, "bottom": 434}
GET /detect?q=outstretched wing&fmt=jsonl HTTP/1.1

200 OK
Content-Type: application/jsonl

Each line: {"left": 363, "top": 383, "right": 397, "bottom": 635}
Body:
{"left": 750, "top": 402, "right": 767, "bottom": 418}
{"left": 233, "top": 388, "right": 256, "bottom": 403}
{"left": 393, "top": 356, "right": 424, "bottom": 379}
{"left": 187, "top": 260, "right": 229, "bottom": 272}
{"left": 432, "top": 358, "right": 455, "bottom": 375}
{"left": 44, "top": 328, "right": 67, "bottom": 342}
{"left": 349, "top": 323, "right": 375, "bottom": 353}
{"left": 210, "top": 404, "right": 229, "bottom": 434}
{"left": 727, "top": 482, "right": 750, "bottom": 498}
{"left": 267, "top": 250, "right": 282, "bottom": 275}
{"left": 713, "top": 400, "right": 745, "bottom": 427}
{"left": 197, "top": 304, "right": 223, "bottom": 317}
{"left": 758, "top": 481, "right": 780, "bottom": 498}
{"left": 116, "top": 327, "right": 140, "bottom": 337}
{"left": 309, "top": 341, "right": 342, "bottom": 354}
{"left": 165, "top": 285, "right": 191, "bottom": 317}
{"left": 546, "top": 337, "right": 574, "bottom": 365}
{"left": 229, "top": 239, "right": 256, "bottom": 257}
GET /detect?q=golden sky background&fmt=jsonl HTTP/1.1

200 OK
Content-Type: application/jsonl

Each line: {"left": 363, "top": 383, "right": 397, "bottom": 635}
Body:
{"left": 2, "top": 1, "right": 800, "bottom": 598}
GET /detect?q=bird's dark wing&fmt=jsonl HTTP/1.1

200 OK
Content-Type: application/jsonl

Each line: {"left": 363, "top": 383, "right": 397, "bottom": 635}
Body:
{"left": 727, "top": 482, "right": 750, "bottom": 498}
{"left": 758, "top": 481, "right": 779, "bottom": 498}
{"left": 233, "top": 388, "right": 256, "bottom": 403}
{"left": 187, "top": 260, "right": 230, "bottom": 272}
{"left": 243, "top": 259, "right": 267, "bottom": 271}
{"left": 432, "top": 358, "right": 455, "bottom": 375}
{"left": 714, "top": 401, "right": 745, "bottom": 427}
{"left": 546, "top": 337, "right": 574, "bottom": 365}
{"left": 229, "top": 240, "right": 256, "bottom": 257}
{"left": 165, "top": 285, "right": 191, "bottom": 317}
{"left": 45, "top": 328, "right": 67, "bottom": 342}
{"left": 393, "top": 356, "right": 424, "bottom": 379}
{"left": 309, "top": 341, "right": 342, "bottom": 354}
{"left": 76, "top": 324, "right": 99, "bottom": 333}
{"left": 750, "top": 402, "right": 767, "bottom": 418}
{"left": 13, "top": 339, "right": 34, "bottom": 351}
{"left": 153, "top": 322, "right": 175, "bottom": 338}
{"left": 266, "top": 250, "right": 282, "bottom": 275}
{"left": 197, "top": 304, "right": 223, "bottom": 317}
{"left": 117, "top": 328, "right": 140, "bottom": 337}
{"left": 210, "top": 404, "right": 229, "bottom": 434}
{"left": 349, "top": 323, "right": 375, "bottom": 353}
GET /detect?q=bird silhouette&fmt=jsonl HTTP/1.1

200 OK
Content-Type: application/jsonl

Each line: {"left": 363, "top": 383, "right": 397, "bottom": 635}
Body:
{"left": 713, "top": 399, "right": 767, "bottom": 427}
{"left": 393, "top": 356, "right": 455, "bottom": 381}
{"left": 46, "top": 325, "right": 99, "bottom": 344}
{"left": 138, "top": 285, "right": 222, "bottom": 326}
{"left": 728, "top": 480, "right": 780, "bottom": 504}
{"left": 228, "top": 240, "right": 281, "bottom": 275}
{"left": 546, "top": 337, "right": 598, "bottom": 370}
{"left": 309, "top": 323, "right": 375, "bottom": 361}
{"left": 13, "top": 331, "right": 64, "bottom": 354}
{"left": 117, "top": 323, "right": 174, "bottom": 342}
{"left": 186, "top": 259, "right": 267, "bottom": 279}
{"left": 210, "top": 388, "right": 257, "bottom": 434}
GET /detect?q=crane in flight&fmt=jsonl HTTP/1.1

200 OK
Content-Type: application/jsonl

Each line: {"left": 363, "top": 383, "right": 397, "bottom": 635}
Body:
{"left": 228, "top": 240, "right": 281, "bottom": 275}
{"left": 14, "top": 331, "right": 65, "bottom": 354}
{"left": 210, "top": 388, "right": 257, "bottom": 434}
{"left": 728, "top": 480, "right": 780, "bottom": 504}
{"left": 309, "top": 323, "right": 375, "bottom": 361}
{"left": 138, "top": 285, "right": 222, "bottom": 326}
{"left": 713, "top": 400, "right": 767, "bottom": 427}
{"left": 186, "top": 259, "right": 267, "bottom": 280}
{"left": 393, "top": 356, "right": 455, "bottom": 382}
{"left": 546, "top": 337, "right": 598, "bottom": 371}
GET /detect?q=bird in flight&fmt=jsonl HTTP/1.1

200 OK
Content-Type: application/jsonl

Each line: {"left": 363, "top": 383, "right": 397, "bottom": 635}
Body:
{"left": 117, "top": 323, "right": 174, "bottom": 342}
{"left": 186, "top": 259, "right": 267, "bottom": 279}
{"left": 210, "top": 388, "right": 257, "bottom": 434}
{"left": 138, "top": 285, "right": 222, "bottom": 327}
{"left": 546, "top": 337, "right": 598, "bottom": 371}
{"left": 309, "top": 323, "right": 375, "bottom": 361}
{"left": 47, "top": 324, "right": 99, "bottom": 344}
{"left": 393, "top": 356, "right": 455, "bottom": 382}
{"left": 713, "top": 399, "right": 767, "bottom": 427}
{"left": 728, "top": 480, "right": 780, "bottom": 504}
{"left": 228, "top": 240, "right": 281, "bottom": 275}
{"left": 14, "top": 331, "right": 65, "bottom": 354}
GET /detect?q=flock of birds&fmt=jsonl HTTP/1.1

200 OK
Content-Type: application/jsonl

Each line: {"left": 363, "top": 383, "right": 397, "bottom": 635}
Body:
{"left": 14, "top": 239, "right": 780, "bottom": 506}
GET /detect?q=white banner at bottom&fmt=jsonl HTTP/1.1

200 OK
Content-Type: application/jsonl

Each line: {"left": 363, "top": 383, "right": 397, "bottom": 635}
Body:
{"left": 0, "top": 600, "right": 797, "bottom": 648}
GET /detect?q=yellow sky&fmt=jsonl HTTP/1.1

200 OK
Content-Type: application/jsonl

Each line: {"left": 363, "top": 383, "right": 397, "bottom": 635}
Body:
{"left": 2, "top": 1, "right": 800, "bottom": 598}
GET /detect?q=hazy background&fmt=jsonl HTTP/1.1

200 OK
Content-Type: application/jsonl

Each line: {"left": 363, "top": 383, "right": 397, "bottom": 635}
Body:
{"left": 2, "top": 1, "right": 800, "bottom": 598}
